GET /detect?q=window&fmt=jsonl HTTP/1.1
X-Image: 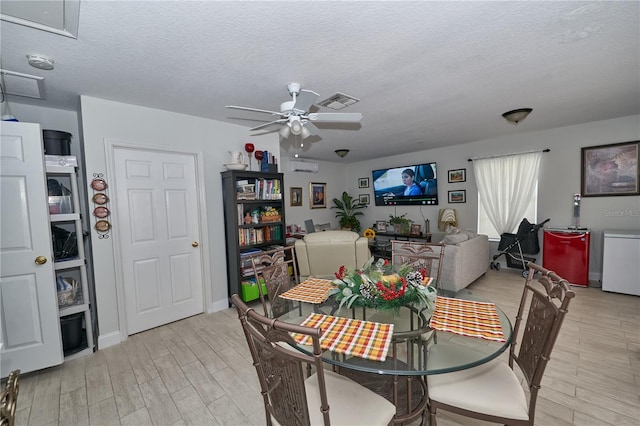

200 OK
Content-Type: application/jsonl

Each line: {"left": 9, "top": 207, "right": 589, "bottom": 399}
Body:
{"left": 474, "top": 152, "right": 542, "bottom": 240}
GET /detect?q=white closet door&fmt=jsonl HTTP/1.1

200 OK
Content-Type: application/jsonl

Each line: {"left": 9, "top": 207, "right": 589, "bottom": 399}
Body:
{"left": 1, "top": 121, "right": 63, "bottom": 376}
{"left": 113, "top": 147, "right": 204, "bottom": 335}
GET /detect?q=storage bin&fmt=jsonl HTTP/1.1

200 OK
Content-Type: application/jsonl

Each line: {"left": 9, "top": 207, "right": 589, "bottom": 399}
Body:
{"left": 48, "top": 195, "right": 73, "bottom": 214}
{"left": 241, "top": 278, "right": 267, "bottom": 302}
{"left": 60, "top": 313, "right": 84, "bottom": 351}
{"left": 42, "top": 130, "right": 72, "bottom": 155}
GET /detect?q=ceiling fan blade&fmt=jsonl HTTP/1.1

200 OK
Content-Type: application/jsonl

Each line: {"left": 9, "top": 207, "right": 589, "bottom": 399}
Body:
{"left": 249, "top": 118, "right": 287, "bottom": 131}
{"left": 293, "top": 89, "right": 319, "bottom": 113}
{"left": 307, "top": 112, "right": 362, "bottom": 123}
{"left": 226, "top": 105, "right": 283, "bottom": 116}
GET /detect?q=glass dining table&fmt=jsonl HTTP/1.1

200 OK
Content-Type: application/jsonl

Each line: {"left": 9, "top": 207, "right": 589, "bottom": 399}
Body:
{"left": 274, "top": 283, "right": 513, "bottom": 423}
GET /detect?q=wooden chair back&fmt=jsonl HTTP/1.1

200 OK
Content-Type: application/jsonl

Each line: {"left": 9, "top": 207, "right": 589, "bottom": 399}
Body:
{"left": 250, "top": 246, "right": 300, "bottom": 318}
{"left": 0, "top": 370, "right": 20, "bottom": 426}
{"left": 231, "top": 294, "right": 330, "bottom": 426}
{"left": 511, "top": 262, "right": 575, "bottom": 420}
{"left": 391, "top": 241, "right": 445, "bottom": 294}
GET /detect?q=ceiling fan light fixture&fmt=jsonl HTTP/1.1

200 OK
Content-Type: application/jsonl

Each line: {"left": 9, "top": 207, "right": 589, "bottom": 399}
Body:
{"left": 335, "top": 149, "right": 349, "bottom": 158}
{"left": 290, "top": 119, "right": 303, "bottom": 135}
{"left": 300, "top": 126, "right": 311, "bottom": 139}
{"left": 502, "top": 108, "right": 533, "bottom": 125}
{"left": 279, "top": 125, "right": 291, "bottom": 139}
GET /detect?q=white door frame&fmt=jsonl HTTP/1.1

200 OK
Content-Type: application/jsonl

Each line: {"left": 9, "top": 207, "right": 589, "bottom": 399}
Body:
{"left": 104, "top": 139, "right": 211, "bottom": 342}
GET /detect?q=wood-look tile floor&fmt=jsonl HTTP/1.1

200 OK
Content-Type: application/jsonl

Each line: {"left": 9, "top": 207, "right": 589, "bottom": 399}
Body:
{"left": 10, "top": 268, "right": 640, "bottom": 425}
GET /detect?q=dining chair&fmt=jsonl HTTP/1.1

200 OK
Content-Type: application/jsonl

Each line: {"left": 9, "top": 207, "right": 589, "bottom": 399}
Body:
{"left": 426, "top": 262, "right": 575, "bottom": 426}
{"left": 250, "top": 246, "right": 300, "bottom": 318}
{"left": 231, "top": 294, "right": 396, "bottom": 426}
{"left": 391, "top": 241, "right": 445, "bottom": 294}
{"left": 0, "top": 369, "right": 20, "bottom": 426}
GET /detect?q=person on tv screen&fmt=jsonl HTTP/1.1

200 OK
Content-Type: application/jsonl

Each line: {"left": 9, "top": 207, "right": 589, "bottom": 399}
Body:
{"left": 402, "top": 169, "right": 422, "bottom": 196}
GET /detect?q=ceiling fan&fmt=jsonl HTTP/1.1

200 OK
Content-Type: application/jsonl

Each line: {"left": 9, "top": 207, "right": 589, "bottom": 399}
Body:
{"left": 226, "top": 83, "right": 362, "bottom": 139}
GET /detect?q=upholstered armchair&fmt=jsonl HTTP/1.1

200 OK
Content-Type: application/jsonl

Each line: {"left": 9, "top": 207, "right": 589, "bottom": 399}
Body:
{"left": 294, "top": 230, "right": 371, "bottom": 279}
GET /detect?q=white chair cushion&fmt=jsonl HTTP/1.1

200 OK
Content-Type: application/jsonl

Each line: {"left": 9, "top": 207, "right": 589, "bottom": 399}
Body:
{"left": 428, "top": 357, "right": 529, "bottom": 421}
{"left": 305, "top": 369, "right": 396, "bottom": 425}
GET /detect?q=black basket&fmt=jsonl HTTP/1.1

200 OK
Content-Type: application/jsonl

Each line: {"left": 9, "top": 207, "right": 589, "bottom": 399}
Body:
{"left": 505, "top": 252, "right": 536, "bottom": 269}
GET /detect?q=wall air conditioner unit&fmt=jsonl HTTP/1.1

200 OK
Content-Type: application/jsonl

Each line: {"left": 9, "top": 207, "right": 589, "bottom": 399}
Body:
{"left": 289, "top": 160, "right": 319, "bottom": 173}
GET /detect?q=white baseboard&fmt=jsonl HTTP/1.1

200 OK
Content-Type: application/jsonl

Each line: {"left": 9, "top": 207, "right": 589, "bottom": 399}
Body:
{"left": 97, "top": 331, "right": 122, "bottom": 350}
{"left": 209, "top": 298, "right": 230, "bottom": 313}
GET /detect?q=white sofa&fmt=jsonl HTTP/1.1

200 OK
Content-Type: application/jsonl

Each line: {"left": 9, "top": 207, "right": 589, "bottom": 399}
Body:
{"left": 435, "top": 232, "right": 490, "bottom": 295}
{"left": 294, "top": 230, "right": 371, "bottom": 279}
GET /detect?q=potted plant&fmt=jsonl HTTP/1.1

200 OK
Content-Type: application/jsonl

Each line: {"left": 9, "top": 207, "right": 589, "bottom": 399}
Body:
{"left": 332, "top": 191, "right": 367, "bottom": 232}
{"left": 389, "top": 213, "right": 412, "bottom": 234}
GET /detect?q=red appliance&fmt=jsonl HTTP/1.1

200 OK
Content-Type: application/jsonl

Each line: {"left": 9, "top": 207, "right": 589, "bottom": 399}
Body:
{"left": 543, "top": 229, "right": 590, "bottom": 286}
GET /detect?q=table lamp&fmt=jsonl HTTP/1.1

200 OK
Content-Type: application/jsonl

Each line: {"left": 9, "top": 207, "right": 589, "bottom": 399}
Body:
{"left": 438, "top": 208, "right": 457, "bottom": 231}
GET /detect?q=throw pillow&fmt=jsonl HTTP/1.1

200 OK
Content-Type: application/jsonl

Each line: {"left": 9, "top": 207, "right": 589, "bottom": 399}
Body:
{"left": 314, "top": 223, "right": 331, "bottom": 232}
{"left": 462, "top": 229, "right": 477, "bottom": 239}
{"left": 441, "top": 232, "right": 469, "bottom": 245}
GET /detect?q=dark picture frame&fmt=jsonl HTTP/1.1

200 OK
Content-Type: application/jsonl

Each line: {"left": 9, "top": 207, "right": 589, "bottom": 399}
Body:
{"left": 310, "top": 182, "right": 327, "bottom": 209}
{"left": 290, "top": 187, "right": 302, "bottom": 206}
{"left": 375, "top": 220, "right": 387, "bottom": 232}
{"left": 359, "top": 194, "right": 370, "bottom": 205}
{"left": 448, "top": 168, "right": 466, "bottom": 183}
{"left": 448, "top": 190, "right": 466, "bottom": 203}
{"left": 410, "top": 223, "right": 422, "bottom": 236}
{"left": 581, "top": 141, "right": 639, "bottom": 197}
{"left": 358, "top": 177, "right": 369, "bottom": 188}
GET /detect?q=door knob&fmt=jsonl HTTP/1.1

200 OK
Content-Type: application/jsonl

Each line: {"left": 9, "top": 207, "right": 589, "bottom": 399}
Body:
{"left": 192, "top": 241, "right": 199, "bottom": 247}
{"left": 35, "top": 256, "right": 48, "bottom": 265}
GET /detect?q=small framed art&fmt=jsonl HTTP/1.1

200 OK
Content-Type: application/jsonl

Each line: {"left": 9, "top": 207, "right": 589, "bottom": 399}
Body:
{"left": 410, "top": 223, "right": 422, "bottom": 236}
{"left": 581, "top": 140, "right": 639, "bottom": 197}
{"left": 375, "top": 220, "right": 387, "bottom": 232}
{"left": 448, "top": 169, "right": 466, "bottom": 183}
{"left": 359, "top": 194, "right": 370, "bottom": 205}
{"left": 358, "top": 177, "right": 369, "bottom": 188}
{"left": 310, "top": 182, "right": 327, "bottom": 208}
{"left": 448, "top": 190, "right": 466, "bottom": 203}
{"left": 290, "top": 187, "right": 302, "bottom": 206}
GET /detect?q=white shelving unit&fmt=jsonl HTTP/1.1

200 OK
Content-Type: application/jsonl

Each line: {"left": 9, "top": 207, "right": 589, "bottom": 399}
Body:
{"left": 47, "top": 165, "right": 94, "bottom": 359}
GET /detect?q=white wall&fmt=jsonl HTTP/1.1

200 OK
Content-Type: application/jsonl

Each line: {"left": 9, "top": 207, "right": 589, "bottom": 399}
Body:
{"left": 340, "top": 115, "right": 640, "bottom": 280}
{"left": 10, "top": 98, "right": 638, "bottom": 346}
{"left": 79, "top": 96, "right": 280, "bottom": 347}
{"left": 280, "top": 157, "right": 347, "bottom": 230}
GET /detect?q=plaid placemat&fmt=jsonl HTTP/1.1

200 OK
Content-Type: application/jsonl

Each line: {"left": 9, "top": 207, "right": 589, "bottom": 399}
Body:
{"left": 279, "top": 278, "right": 334, "bottom": 304}
{"left": 292, "top": 313, "right": 394, "bottom": 362}
{"left": 430, "top": 296, "right": 506, "bottom": 342}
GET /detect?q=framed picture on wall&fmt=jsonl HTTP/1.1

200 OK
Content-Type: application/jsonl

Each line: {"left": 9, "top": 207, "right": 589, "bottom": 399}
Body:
{"left": 358, "top": 177, "right": 369, "bottom": 188}
{"left": 448, "top": 190, "right": 466, "bottom": 203}
{"left": 310, "top": 182, "right": 327, "bottom": 208}
{"left": 290, "top": 187, "right": 302, "bottom": 206}
{"left": 581, "top": 140, "right": 639, "bottom": 197}
{"left": 359, "top": 194, "right": 370, "bottom": 205}
{"left": 448, "top": 169, "right": 466, "bottom": 183}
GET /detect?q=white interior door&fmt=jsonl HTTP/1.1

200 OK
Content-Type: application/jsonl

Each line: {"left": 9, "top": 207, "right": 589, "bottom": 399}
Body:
{"left": 0, "top": 121, "right": 63, "bottom": 376}
{"left": 113, "top": 147, "right": 204, "bottom": 335}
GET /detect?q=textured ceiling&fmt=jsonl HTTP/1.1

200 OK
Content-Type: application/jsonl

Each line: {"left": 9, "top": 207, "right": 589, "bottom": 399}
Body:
{"left": 1, "top": 1, "right": 638, "bottom": 162}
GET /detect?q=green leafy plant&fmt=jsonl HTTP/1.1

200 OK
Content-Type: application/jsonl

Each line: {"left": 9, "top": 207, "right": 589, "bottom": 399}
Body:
{"left": 388, "top": 212, "right": 412, "bottom": 234}
{"left": 331, "top": 191, "right": 367, "bottom": 232}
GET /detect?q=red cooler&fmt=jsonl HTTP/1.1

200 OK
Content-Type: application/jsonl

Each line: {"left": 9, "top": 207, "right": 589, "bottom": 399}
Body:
{"left": 543, "top": 229, "right": 590, "bottom": 286}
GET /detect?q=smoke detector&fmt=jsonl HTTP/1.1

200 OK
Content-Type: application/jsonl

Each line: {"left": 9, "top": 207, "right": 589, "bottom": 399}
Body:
{"left": 26, "top": 54, "right": 55, "bottom": 70}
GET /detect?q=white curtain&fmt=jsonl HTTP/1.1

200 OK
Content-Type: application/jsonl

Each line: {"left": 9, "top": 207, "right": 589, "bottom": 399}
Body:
{"left": 473, "top": 151, "right": 542, "bottom": 235}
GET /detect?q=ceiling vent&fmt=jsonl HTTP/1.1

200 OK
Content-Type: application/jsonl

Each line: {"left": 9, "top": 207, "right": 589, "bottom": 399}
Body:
{"left": 317, "top": 92, "right": 360, "bottom": 110}
{"left": 1, "top": 69, "right": 45, "bottom": 99}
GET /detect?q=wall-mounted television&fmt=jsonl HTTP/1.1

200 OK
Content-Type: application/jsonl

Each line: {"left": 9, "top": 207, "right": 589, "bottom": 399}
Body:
{"left": 372, "top": 162, "right": 438, "bottom": 206}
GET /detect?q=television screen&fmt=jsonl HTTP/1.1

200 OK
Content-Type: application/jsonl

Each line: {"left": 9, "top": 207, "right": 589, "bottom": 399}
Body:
{"left": 372, "top": 162, "right": 438, "bottom": 206}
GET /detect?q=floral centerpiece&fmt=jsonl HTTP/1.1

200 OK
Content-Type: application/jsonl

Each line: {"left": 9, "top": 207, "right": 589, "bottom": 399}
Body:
{"left": 362, "top": 228, "right": 376, "bottom": 239}
{"left": 330, "top": 257, "right": 437, "bottom": 315}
